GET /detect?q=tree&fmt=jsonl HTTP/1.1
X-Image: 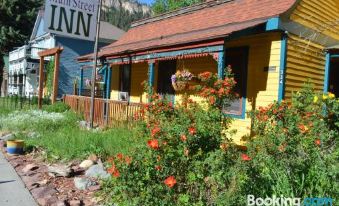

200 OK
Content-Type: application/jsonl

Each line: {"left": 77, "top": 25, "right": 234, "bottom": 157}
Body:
{"left": 0, "top": 0, "right": 42, "bottom": 94}
{"left": 152, "top": 0, "right": 203, "bottom": 15}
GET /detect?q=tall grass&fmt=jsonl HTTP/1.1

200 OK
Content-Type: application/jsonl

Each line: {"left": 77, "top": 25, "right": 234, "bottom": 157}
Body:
{"left": 0, "top": 105, "right": 143, "bottom": 161}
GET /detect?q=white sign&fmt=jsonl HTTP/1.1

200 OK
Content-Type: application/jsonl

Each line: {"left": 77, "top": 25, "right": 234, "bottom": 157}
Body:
{"left": 44, "top": 0, "right": 99, "bottom": 41}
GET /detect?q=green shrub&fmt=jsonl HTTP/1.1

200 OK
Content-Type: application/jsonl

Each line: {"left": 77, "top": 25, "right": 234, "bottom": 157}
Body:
{"left": 43, "top": 102, "right": 70, "bottom": 113}
{"left": 101, "top": 78, "right": 338, "bottom": 205}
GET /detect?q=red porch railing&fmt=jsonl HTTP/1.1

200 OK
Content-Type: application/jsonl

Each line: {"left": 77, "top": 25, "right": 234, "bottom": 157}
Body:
{"left": 64, "top": 95, "right": 143, "bottom": 127}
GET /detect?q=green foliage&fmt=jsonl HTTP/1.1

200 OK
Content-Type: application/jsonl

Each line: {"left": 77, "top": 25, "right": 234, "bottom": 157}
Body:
{"left": 42, "top": 102, "right": 70, "bottom": 113}
{"left": 0, "top": 109, "right": 141, "bottom": 161}
{"left": 101, "top": 69, "right": 238, "bottom": 205}
{"left": 152, "top": 0, "right": 203, "bottom": 15}
{"left": 0, "top": 0, "right": 42, "bottom": 65}
{"left": 45, "top": 58, "right": 54, "bottom": 97}
{"left": 102, "top": 81, "right": 338, "bottom": 205}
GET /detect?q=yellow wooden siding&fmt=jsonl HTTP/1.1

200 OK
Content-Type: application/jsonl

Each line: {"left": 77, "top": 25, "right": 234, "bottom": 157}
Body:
{"left": 290, "top": 0, "right": 339, "bottom": 40}
{"left": 130, "top": 62, "right": 148, "bottom": 103}
{"left": 110, "top": 65, "right": 120, "bottom": 100}
{"left": 226, "top": 33, "right": 281, "bottom": 143}
{"left": 285, "top": 34, "right": 326, "bottom": 99}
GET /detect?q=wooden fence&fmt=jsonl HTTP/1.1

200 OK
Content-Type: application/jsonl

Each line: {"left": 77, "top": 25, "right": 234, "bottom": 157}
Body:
{"left": 64, "top": 95, "right": 143, "bottom": 127}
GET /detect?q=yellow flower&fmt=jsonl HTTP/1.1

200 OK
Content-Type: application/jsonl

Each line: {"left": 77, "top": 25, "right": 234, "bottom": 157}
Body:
{"left": 322, "top": 94, "right": 328, "bottom": 100}
{"left": 313, "top": 96, "right": 318, "bottom": 103}
{"left": 328, "top": 92, "right": 335, "bottom": 99}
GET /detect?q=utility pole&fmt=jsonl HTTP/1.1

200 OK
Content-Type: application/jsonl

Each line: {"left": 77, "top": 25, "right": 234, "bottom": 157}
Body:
{"left": 89, "top": 0, "right": 103, "bottom": 128}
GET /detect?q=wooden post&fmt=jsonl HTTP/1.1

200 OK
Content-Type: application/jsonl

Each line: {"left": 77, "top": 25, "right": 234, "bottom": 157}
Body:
{"left": 38, "top": 56, "right": 44, "bottom": 109}
{"left": 52, "top": 50, "right": 60, "bottom": 104}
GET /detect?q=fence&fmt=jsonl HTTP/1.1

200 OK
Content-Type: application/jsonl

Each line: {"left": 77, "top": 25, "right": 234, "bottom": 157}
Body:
{"left": 63, "top": 95, "right": 143, "bottom": 127}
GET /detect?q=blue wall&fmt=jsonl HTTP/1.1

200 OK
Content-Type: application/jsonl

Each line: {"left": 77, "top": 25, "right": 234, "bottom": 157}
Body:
{"left": 55, "top": 36, "right": 108, "bottom": 96}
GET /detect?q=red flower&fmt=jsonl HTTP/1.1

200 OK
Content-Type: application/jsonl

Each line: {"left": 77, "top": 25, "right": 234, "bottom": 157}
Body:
{"left": 147, "top": 139, "right": 159, "bottom": 150}
{"left": 188, "top": 127, "right": 196, "bottom": 135}
{"left": 155, "top": 165, "right": 162, "bottom": 171}
{"left": 209, "top": 96, "right": 216, "bottom": 104}
{"left": 116, "top": 153, "right": 124, "bottom": 160}
{"left": 164, "top": 176, "right": 177, "bottom": 188}
{"left": 298, "top": 124, "right": 309, "bottom": 133}
{"left": 113, "top": 169, "right": 120, "bottom": 177}
{"left": 151, "top": 126, "right": 161, "bottom": 137}
{"left": 241, "top": 154, "right": 251, "bottom": 161}
{"left": 180, "top": 134, "right": 187, "bottom": 142}
{"left": 315, "top": 139, "right": 321, "bottom": 146}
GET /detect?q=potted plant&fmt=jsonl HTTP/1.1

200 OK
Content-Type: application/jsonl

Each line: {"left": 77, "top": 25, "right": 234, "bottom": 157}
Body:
{"left": 171, "top": 70, "right": 196, "bottom": 91}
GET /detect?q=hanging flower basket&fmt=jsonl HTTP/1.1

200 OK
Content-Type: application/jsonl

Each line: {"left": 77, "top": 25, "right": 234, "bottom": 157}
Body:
{"left": 172, "top": 81, "right": 189, "bottom": 91}
{"left": 171, "top": 70, "right": 196, "bottom": 91}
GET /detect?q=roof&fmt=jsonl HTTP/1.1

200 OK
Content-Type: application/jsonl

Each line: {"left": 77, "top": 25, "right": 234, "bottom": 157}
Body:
{"left": 30, "top": 9, "right": 125, "bottom": 42}
{"left": 79, "top": 0, "right": 297, "bottom": 61}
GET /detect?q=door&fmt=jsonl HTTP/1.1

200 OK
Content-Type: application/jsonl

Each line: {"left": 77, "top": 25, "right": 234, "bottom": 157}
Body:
{"left": 157, "top": 60, "right": 176, "bottom": 96}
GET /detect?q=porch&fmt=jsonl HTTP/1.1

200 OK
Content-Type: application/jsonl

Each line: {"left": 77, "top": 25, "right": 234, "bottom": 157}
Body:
{"left": 77, "top": 32, "right": 284, "bottom": 142}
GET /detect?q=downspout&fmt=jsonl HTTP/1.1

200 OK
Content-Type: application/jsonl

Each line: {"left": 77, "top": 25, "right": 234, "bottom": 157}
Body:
{"left": 278, "top": 32, "right": 288, "bottom": 102}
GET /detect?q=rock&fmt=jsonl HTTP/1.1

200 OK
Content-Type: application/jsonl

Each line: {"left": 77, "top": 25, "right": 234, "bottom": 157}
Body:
{"left": 56, "top": 201, "right": 67, "bottom": 206}
{"left": 74, "top": 177, "right": 96, "bottom": 190}
{"left": 88, "top": 184, "right": 101, "bottom": 191}
{"left": 31, "top": 186, "right": 57, "bottom": 199}
{"left": 85, "top": 165, "right": 110, "bottom": 179}
{"left": 48, "top": 165, "right": 73, "bottom": 177}
{"left": 79, "top": 160, "right": 94, "bottom": 169}
{"left": 27, "top": 132, "right": 39, "bottom": 138}
{"left": 37, "top": 196, "right": 58, "bottom": 206}
{"left": 88, "top": 154, "right": 98, "bottom": 163}
{"left": 79, "top": 120, "right": 88, "bottom": 128}
{"left": 22, "top": 163, "right": 39, "bottom": 173}
{"left": 0, "top": 133, "right": 13, "bottom": 141}
{"left": 69, "top": 200, "right": 82, "bottom": 206}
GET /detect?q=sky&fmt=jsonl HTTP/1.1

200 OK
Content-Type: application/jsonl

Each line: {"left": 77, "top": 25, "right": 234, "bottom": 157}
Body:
{"left": 137, "top": 0, "right": 155, "bottom": 5}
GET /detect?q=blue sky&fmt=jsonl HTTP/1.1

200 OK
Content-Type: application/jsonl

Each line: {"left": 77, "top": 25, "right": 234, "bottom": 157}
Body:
{"left": 138, "top": 0, "right": 154, "bottom": 5}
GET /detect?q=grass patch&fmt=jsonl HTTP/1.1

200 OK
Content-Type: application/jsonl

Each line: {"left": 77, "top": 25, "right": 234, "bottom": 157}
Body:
{"left": 0, "top": 107, "right": 143, "bottom": 161}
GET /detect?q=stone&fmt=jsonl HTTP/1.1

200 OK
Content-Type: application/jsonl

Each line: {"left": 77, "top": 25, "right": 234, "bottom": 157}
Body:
{"left": 88, "top": 154, "right": 98, "bottom": 163}
{"left": 88, "top": 184, "right": 101, "bottom": 191}
{"left": 56, "top": 201, "right": 67, "bottom": 206}
{"left": 0, "top": 133, "right": 13, "bottom": 141}
{"left": 48, "top": 164, "right": 73, "bottom": 177}
{"left": 22, "top": 163, "right": 39, "bottom": 173}
{"left": 74, "top": 177, "right": 96, "bottom": 190}
{"left": 69, "top": 200, "right": 81, "bottom": 206}
{"left": 79, "top": 121, "right": 88, "bottom": 128}
{"left": 85, "top": 165, "right": 110, "bottom": 179}
{"left": 79, "top": 160, "right": 94, "bottom": 169}
{"left": 37, "top": 196, "right": 58, "bottom": 206}
{"left": 31, "top": 186, "right": 57, "bottom": 199}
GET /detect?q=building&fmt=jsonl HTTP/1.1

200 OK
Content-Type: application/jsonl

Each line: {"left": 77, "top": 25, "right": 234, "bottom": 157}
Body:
{"left": 77, "top": 0, "right": 339, "bottom": 143}
{"left": 8, "top": 10, "right": 125, "bottom": 97}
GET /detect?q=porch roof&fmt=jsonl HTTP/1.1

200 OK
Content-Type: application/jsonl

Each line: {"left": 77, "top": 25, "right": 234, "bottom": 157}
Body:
{"left": 78, "top": 0, "right": 297, "bottom": 62}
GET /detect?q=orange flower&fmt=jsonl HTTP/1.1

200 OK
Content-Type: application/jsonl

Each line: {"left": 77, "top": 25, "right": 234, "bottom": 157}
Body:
{"left": 113, "top": 169, "right": 120, "bottom": 177}
{"left": 180, "top": 134, "right": 187, "bottom": 142}
{"left": 298, "top": 124, "right": 309, "bottom": 133}
{"left": 164, "top": 176, "right": 177, "bottom": 188}
{"left": 125, "top": 156, "right": 132, "bottom": 165}
{"left": 241, "top": 154, "right": 251, "bottom": 161}
{"left": 108, "top": 164, "right": 120, "bottom": 177}
{"left": 209, "top": 96, "right": 216, "bottom": 104}
{"left": 315, "top": 139, "right": 321, "bottom": 146}
{"left": 155, "top": 165, "right": 162, "bottom": 171}
{"left": 147, "top": 139, "right": 159, "bottom": 150}
{"left": 116, "top": 153, "right": 124, "bottom": 160}
{"left": 188, "top": 127, "right": 196, "bottom": 135}
{"left": 151, "top": 126, "right": 161, "bottom": 137}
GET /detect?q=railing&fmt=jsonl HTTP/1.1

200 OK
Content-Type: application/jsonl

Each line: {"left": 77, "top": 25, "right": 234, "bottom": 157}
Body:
{"left": 64, "top": 95, "right": 143, "bottom": 127}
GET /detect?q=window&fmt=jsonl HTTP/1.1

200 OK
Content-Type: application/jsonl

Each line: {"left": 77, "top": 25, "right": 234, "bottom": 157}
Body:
{"left": 223, "top": 47, "right": 249, "bottom": 118}
{"left": 119, "top": 64, "right": 131, "bottom": 93}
